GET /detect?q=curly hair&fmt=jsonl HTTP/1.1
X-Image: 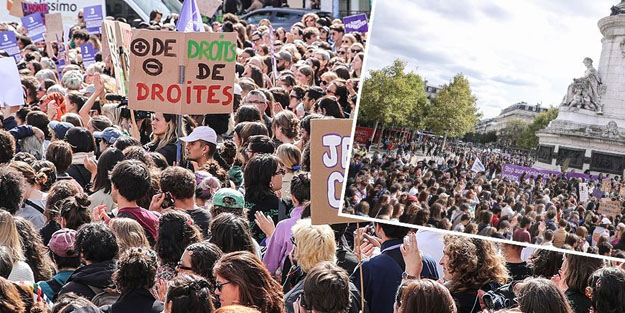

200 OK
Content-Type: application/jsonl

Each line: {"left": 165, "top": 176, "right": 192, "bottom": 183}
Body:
{"left": 13, "top": 217, "right": 54, "bottom": 282}
{"left": 292, "top": 219, "right": 336, "bottom": 272}
{"left": 0, "top": 130, "right": 16, "bottom": 164}
{"left": 214, "top": 251, "right": 285, "bottom": 313}
{"left": 166, "top": 274, "right": 215, "bottom": 313}
{"left": 160, "top": 166, "right": 196, "bottom": 200}
{"left": 122, "top": 146, "right": 156, "bottom": 168}
{"left": 272, "top": 110, "right": 299, "bottom": 140}
{"left": 156, "top": 211, "right": 202, "bottom": 267}
{"left": 59, "top": 193, "right": 92, "bottom": 230}
{"left": 45, "top": 180, "right": 81, "bottom": 220}
{"left": 0, "top": 165, "right": 24, "bottom": 214}
{"left": 32, "top": 160, "right": 57, "bottom": 192}
{"left": 0, "top": 277, "right": 25, "bottom": 313}
{"left": 185, "top": 242, "right": 223, "bottom": 284}
{"left": 216, "top": 140, "right": 237, "bottom": 170}
{"left": 588, "top": 267, "right": 625, "bottom": 313}
{"left": 442, "top": 235, "right": 509, "bottom": 293}
{"left": 75, "top": 223, "right": 119, "bottom": 263}
{"left": 530, "top": 248, "right": 563, "bottom": 278}
{"left": 209, "top": 213, "right": 256, "bottom": 255}
{"left": 113, "top": 247, "right": 158, "bottom": 294}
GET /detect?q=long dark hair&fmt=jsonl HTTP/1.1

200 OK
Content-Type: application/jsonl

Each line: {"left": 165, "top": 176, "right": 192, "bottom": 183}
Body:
{"left": 316, "top": 96, "right": 345, "bottom": 118}
{"left": 214, "top": 251, "right": 285, "bottom": 313}
{"left": 59, "top": 193, "right": 92, "bottom": 230}
{"left": 517, "top": 278, "right": 573, "bottom": 313}
{"left": 13, "top": 217, "right": 55, "bottom": 282}
{"left": 209, "top": 213, "right": 256, "bottom": 255}
{"left": 244, "top": 154, "right": 279, "bottom": 204}
{"left": 92, "top": 147, "right": 124, "bottom": 193}
{"left": 156, "top": 211, "right": 202, "bottom": 266}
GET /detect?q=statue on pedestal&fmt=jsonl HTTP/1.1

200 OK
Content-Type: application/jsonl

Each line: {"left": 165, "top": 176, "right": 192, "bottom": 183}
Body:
{"left": 611, "top": 0, "right": 625, "bottom": 15}
{"left": 561, "top": 57, "right": 603, "bottom": 113}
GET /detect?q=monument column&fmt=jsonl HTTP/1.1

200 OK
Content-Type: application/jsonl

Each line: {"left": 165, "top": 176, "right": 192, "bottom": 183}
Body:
{"left": 598, "top": 14, "right": 625, "bottom": 118}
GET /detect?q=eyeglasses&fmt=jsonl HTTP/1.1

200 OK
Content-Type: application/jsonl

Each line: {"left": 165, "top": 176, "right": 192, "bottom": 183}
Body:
{"left": 274, "top": 169, "right": 286, "bottom": 176}
{"left": 215, "top": 281, "right": 232, "bottom": 291}
{"left": 176, "top": 262, "right": 193, "bottom": 271}
{"left": 338, "top": 51, "right": 346, "bottom": 55}
{"left": 351, "top": 49, "right": 362, "bottom": 53}
{"left": 246, "top": 100, "right": 265, "bottom": 105}
{"left": 342, "top": 40, "right": 350, "bottom": 44}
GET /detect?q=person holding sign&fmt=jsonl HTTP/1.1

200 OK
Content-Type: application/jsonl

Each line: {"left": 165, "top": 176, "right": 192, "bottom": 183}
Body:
{"left": 145, "top": 113, "right": 185, "bottom": 166}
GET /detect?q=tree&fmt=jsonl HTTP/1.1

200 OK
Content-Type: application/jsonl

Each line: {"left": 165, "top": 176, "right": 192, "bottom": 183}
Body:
{"left": 358, "top": 60, "right": 428, "bottom": 135}
{"left": 423, "top": 74, "right": 480, "bottom": 139}
{"left": 518, "top": 107, "right": 559, "bottom": 149}
{"left": 498, "top": 119, "right": 529, "bottom": 147}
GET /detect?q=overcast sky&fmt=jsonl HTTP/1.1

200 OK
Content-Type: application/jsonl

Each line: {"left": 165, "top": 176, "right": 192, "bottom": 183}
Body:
{"left": 362, "top": 0, "right": 613, "bottom": 118}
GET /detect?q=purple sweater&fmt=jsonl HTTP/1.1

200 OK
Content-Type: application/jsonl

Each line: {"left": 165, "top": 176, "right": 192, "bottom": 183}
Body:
{"left": 262, "top": 206, "right": 304, "bottom": 275}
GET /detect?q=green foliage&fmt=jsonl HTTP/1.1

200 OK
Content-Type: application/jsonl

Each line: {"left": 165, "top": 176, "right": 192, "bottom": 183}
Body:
{"left": 463, "top": 131, "right": 497, "bottom": 144}
{"left": 518, "top": 107, "right": 559, "bottom": 149}
{"left": 498, "top": 119, "right": 529, "bottom": 147}
{"left": 423, "top": 74, "right": 480, "bottom": 138}
{"left": 358, "top": 60, "right": 428, "bottom": 129}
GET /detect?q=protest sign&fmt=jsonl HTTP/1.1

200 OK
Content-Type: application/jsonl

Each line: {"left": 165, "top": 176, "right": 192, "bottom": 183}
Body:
{"left": 197, "top": 0, "right": 222, "bottom": 17}
{"left": 343, "top": 14, "right": 368, "bottom": 33}
{"left": 599, "top": 199, "right": 621, "bottom": 218}
{"left": 579, "top": 183, "right": 589, "bottom": 203}
{"left": 310, "top": 118, "right": 362, "bottom": 225}
{"left": 0, "top": 31, "right": 23, "bottom": 62}
{"left": 501, "top": 164, "right": 598, "bottom": 182}
{"left": 102, "top": 20, "right": 132, "bottom": 96}
{"left": 9, "top": 0, "right": 24, "bottom": 17}
{"left": 601, "top": 179, "right": 612, "bottom": 193}
{"left": 21, "top": 13, "right": 46, "bottom": 43}
{"left": 128, "top": 30, "right": 236, "bottom": 115}
{"left": 353, "top": 126, "right": 374, "bottom": 144}
{"left": 0, "top": 57, "right": 24, "bottom": 107}
{"left": 45, "top": 13, "right": 64, "bottom": 40}
{"left": 22, "top": 2, "right": 49, "bottom": 18}
{"left": 592, "top": 186, "right": 604, "bottom": 198}
{"left": 81, "top": 43, "right": 97, "bottom": 68}
{"left": 84, "top": 5, "right": 103, "bottom": 34}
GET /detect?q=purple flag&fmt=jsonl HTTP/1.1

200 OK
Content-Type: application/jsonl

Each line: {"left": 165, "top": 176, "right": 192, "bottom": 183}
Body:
{"left": 343, "top": 14, "right": 368, "bottom": 33}
{"left": 176, "top": 0, "right": 205, "bottom": 32}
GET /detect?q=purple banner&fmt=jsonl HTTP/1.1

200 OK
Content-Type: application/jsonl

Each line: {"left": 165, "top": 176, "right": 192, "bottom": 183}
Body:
{"left": 22, "top": 3, "right": 49, "bottom": 18}
{"left": 84, "top": 5, "right": 103, "bottom": 34}
{"left": 0, "top": 31, "right": 23, "bottom": 63}
{"left": 343, "top": 14, "right": 368, "bottom": 33}
{"left": 501, "top": 164, "right": 598, "bottom": 182}
{"left": 21, "top": 13, "right": 46, "bottom": 43}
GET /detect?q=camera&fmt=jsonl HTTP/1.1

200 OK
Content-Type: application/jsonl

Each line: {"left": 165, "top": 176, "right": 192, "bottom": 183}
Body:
{"left": 482, "top": 282, "right": 517, "bottom": 310}
{"left": 161, "top": 192, "right": 175, "bottom": 209}
{"left": 107, "top": 94, "right": 152, "bottom": 120}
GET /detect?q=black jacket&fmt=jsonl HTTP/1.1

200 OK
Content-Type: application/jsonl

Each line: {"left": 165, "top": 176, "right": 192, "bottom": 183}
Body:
{"left": 101, "top": 288, "right": 164, "bottom": 313}
{"left": 67, "top": 164, "right": 92, "bottom": 190}
{"left": 58, "top": 260, "right": 116, "bottom": 300}
{"left": 145, "top": 140, "right": 179, "bottom": 166}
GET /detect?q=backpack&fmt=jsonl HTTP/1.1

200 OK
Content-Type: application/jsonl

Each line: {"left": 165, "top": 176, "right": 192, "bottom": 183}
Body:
{"left": 87, "top": 285, "right": 120, "bottom": 307}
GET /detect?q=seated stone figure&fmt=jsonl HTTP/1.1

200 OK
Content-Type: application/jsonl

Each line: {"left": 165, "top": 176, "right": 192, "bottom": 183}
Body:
{"left": 561, "top": 57, "right": 602, "bottom": 112}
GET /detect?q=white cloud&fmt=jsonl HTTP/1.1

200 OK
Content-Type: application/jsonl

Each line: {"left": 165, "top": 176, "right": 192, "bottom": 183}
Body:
{"left": 363, "top": 0, "right": 611, "bottom": 118}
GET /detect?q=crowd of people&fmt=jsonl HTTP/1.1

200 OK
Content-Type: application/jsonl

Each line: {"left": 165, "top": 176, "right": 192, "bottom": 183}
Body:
{"left": 0, "top": 4, "right": 371, "bottom": 313}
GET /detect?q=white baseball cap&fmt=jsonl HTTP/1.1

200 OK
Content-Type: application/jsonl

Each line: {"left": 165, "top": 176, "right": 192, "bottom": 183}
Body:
{"left": 180, "top": 126, "right": 217, "bottom": 145}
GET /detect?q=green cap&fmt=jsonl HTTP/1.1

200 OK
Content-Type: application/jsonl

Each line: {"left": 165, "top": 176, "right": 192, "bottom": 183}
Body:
{"left": 213, "top": 188, "right": 245, "bottom": 209}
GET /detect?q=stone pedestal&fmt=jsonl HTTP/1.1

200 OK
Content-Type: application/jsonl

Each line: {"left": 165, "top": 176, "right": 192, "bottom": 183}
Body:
{"left": 536, "top": 14, "right": 625, "bottom": 175}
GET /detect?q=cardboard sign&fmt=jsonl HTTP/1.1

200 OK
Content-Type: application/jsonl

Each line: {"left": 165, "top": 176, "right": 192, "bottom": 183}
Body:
{"left": 0, "top": 57, "right": 24, "bottom": 107}
{"left": 9, "top": 0, "right": 24, "bottom": 18}
{"left": 310, "top": 118, "right": 362, "bottom": 225}
{"left": 102, "top": 20, "right": 132, "bottom": 95}
{"left": 45, "top": 13, "right": 64, "bottom": 40}
{"left": 22, "top": 2, "right": 49, "bottom": 17}
{"left": 84, "top": 5, "right": 103, "bottom": 34}
{"left": 0, "top": 31, "right": 23, "bottom": 62}
{"left": 343, "top": 13, "right": 368, "bottom": 33}
{"left": 128, "top": 30, "right": 236, "bottom": 115}
{"left": 579, "top": 182, "right": 589, "bottom": 203}
{"left": 599, "top": 199, "right": 621, "bottom": 218}
{"left": 81, "top": 43, "right": 97, "bottom": 68}
{"left": 601, "top": 179, "right": 612, "bottom": 193}
{"left": 198, "top": 0, "right": 222, "bottom": 17}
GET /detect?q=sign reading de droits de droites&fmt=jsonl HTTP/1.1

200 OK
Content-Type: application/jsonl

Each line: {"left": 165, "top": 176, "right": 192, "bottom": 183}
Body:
{"left": 128, "top": 29, "right": 236, "bottom": 115}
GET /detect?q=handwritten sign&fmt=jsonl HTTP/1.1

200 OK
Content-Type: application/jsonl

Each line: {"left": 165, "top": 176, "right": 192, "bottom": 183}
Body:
{"left": 21, "top": 13, "right": 46, "bottom": 43}
{"left": 128, "top": 30, "right": 236, "bottom": 115}
{"left": 9, "top": 0, "right": 24, "bottom": 17}
{"left": 45, "top": 13, "right": 64, "bottom": 40}
{"left": 310, "top": 118, "right": 362, "bottom": 225}
{"left": 102, "top": 20, "right": 132, "bottom": 95}
{"left": 579, "top": 182, "right": 589, "bottom": 203}
{"left": 601, "top": 179, "right": 612, "bottom": 194}
{"left": 599, "top": 199, "right": 621, "bottom": 218}
{"left": 198, "top": 0, "right": 222, "bottom": 17}
{"left": 84, "top": 5, "right": 103, "bottom": 34}
{"left": 0, "top": 31, "right": 23, "bottom": 62}
{"left": 81, "top": 43, "right": 97, "bottom": 68}
{"left": 343, "top": 14, "right": 368, "bottom": 33}
{"left": 0, "top": 58, "right": 24, "bottom": 107}
{"left": 22, "top": 2, "right": 49, "bottom": 18}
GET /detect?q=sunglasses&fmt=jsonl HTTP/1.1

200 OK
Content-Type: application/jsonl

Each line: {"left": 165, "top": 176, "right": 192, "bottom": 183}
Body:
{"left": 215, "top": 281, "right": 232, "bottom": 291}
{"left": 321, "top": 80, "right": 329, "bottom": 85}
{"left": 274, "top": 168, "right": 286, "bottom": 176}
{"left": 338, "top": 51, "right": 346, "bottom": 55}
{"left": 351, "top": 49, "right": 362, "bottom": 53}
{"left": 176, "top": 262, "right": 193, "bottom": 271}
{"left": 78, "top": 15, "right": 84, "bottom": 18}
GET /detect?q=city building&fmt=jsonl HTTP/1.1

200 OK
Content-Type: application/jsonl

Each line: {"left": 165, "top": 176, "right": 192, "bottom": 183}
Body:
{"left": 476, "top": 102, "right": 548, "bottom": 133}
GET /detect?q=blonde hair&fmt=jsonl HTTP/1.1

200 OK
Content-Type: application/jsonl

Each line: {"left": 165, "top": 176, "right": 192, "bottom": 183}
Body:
{"left": 109, "top": 218, "right": 150, "bottom": 252}
{"left": 0, "top": 211, "right": 25, "bottom": 261}
{"left": 291, "top": 218, "right": 336, "bottom": 272}
{"left": 276, "top": 144, "right": 301, "bottom": 172}
{"left": 320, "top": 72, "right": 338, "bottom": 84}
{"left": 215, "top": 305, "right": 261, "bottom": 313}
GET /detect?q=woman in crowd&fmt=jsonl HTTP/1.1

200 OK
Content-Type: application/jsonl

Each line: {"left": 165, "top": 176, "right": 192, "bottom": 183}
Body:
{"left": 146, "top": 113, "right": 184, "bottom": 165}
{"left": 155, "top": 211, "right": 203, "bottom": 284}
{"left": 554, "top": 253, "right": 604, "bottom": 313}
{"left": 516, "top": 278, "right": 573, "bottom": 313}
{"left": 213, "top": 251, "right": 285, "bottom": 313}
{"left": 395, "top": 279, "right": 457, "bottom": 313}
{"left": 58, "top": 193, "right": 92, "bottom": 230}
{"left": 209, "top": 213, "right": 259, "bottom": 257}
{"left": 165, "top": 274, "right": 214, "bottom": 313}
{"left": 272, "top": 111, "right": 300, "bottom": 146}
{"left": 275, "top": 144, "right": 302, "bottom": 201}
{"left": 10, "top": 161, "right": 48, "bottom": 229}
{"left": 0, "top": 211, "right": 35, "bottom": 282}
{"left": 108, "top": 218, "right": 151, "bottom": 253}
{"left": 88, "top": 147, "right": 124, "bottom": 212}
{"left": 13, "top": 217, "right": 54, "bottom": 283}
{"left": 587, "top": 267, "right": 625, "bottom": 313}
